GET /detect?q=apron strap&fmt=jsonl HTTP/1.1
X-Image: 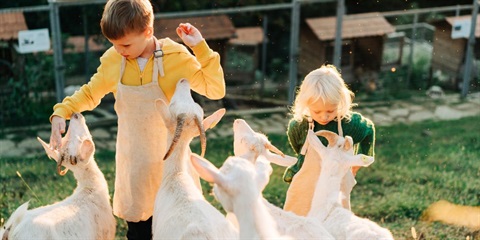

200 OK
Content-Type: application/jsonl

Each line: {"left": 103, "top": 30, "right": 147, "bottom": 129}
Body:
{"left": 300, "top": 117, "right": 314, "bottom": 155}
{"left": 119, "top": 57, "right": 126, "bottom": 82}
{"left": 307, "top": 116, "right": 314, "bottom": 130}
{"left": 337, "top": 114, "right": 343, "bottom": 137}
{"left": 153, "top": 37, "right": 165, "bottom": 79}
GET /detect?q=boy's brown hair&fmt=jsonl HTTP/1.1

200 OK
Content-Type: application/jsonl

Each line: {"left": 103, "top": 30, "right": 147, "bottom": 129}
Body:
{"left": 100, "top": 0, "right": 154, "bottom": 40}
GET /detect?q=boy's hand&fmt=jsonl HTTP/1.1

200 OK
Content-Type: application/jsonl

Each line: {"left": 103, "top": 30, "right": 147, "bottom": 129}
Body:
{"left": 50, "top": 116, "right": 66, "bottom": 149}
{"left": 176, "top": 23, "right": 204, "bottom": 47}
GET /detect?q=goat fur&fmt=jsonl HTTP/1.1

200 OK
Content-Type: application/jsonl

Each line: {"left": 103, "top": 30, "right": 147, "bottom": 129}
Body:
{"left": 231, "top": 119, "right": 334, "bottom": 239}
{"left": 192, "top": 154, "right": 293, "bottom": 239}
{"left": 152, "top": 79, "right": 237, "bottom": 239}
{"left": 284, "top": 128, "right": 357, "bottom": 215}
{"left": 306, "top": 130, "right": 394, "bottom": 240}
{"left": 0, "top": 113, "right": 115, "bottom": 240}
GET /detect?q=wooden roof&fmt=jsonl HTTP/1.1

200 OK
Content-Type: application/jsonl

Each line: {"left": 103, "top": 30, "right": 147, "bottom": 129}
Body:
{"left": 305, "top": 12, "right": 395, "bottom": 41}
{"left": 0, "top": 12, "right": 28, "bottom": 40}
{"left": 45, "top": 35, "right": 108, "bottom": 54}
{"left": 445, "top": 15, "right": 480, "bottom": 38}
{"left": 63, "top": 35, "right": 108, "bottom": 53}
{"left": 229, "top": 27, "right": 264, "bottom": 46}
{"left": 154, "top": 15, "right": 235, "bottom": 42}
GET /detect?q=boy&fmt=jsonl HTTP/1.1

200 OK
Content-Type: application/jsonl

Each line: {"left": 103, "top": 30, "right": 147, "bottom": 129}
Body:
{"left": 49, "top": 0, "right": 225, "bottom": 239}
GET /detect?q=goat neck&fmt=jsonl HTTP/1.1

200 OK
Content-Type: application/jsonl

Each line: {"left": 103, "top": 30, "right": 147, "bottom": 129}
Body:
{"left": 236, "top": 196, "right": 282, "bottom": 239}
{"left": 306, "top": 130, "right": 374, "bottom": 219}
{"left": 72, "top": 157, "right": 109, "bottom": 193}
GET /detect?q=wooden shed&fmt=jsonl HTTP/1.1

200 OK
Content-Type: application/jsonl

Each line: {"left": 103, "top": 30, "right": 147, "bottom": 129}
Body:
{"left": 153, "top": 14, "right": 236, "bottom": 66}
{"left": 430, "top": 15, "right": 480, "bottom": 89}
{"left": 0, "top": 12, "right": 28, "bottom": 41}
{"left": 299, "top": 12, "right": 395, "bottom": 87}
{"left": 225, "top": 27, "right": 264, "bottom": 90}
{"left": 0, "top": 12, "right": 28, "bottom": 82}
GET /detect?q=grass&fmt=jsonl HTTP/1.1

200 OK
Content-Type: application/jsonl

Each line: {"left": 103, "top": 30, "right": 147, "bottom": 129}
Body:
{"left": 1, "top": 115, "right": 479, "bottom": 239}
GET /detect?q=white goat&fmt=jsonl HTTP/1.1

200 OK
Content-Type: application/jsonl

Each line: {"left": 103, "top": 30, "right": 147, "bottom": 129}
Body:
{"left": 192, "top": 154, "right": 293, "bottom": 239}
{"left": 305, "top": 130, "right": 394, "bottom": 239}
{"left": 0, "top": 113, "right": 116, "bottom": 240}
{"left": 232, "top": 119, "right": 334, "bottom": 239}
{"left": 284, "top": 127, "right": 356, "bottom": 215}
{"left": 152, "top": 78, "right": 237, "bottom": 239}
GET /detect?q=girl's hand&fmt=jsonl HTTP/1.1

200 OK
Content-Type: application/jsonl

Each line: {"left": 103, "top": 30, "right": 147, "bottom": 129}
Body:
{"left": 176, "top": 23, "right": 204, "bottom": 47}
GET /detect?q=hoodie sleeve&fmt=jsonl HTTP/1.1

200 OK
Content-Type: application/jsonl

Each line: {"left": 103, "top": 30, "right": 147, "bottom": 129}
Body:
{"left": 186, "top": 40, "right": 226, "bottom": 100}
{"left": 283, "top": 119, "right": 308, "bottom": 183}
{"left": 50, "top": 47, "right": 120, "bottom": 121}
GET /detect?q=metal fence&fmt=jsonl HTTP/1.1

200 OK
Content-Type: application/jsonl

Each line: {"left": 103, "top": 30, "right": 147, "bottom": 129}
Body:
{"left": 0, "top": 1, "right": 477, "bottom": 127}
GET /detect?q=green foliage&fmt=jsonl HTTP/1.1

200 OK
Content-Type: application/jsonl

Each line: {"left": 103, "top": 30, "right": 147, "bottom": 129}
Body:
{"left": 225, "top": 47, "right": 255, "bottom": 72}
{"left": 368, "top": 41, "right": 435, "bottom": 101}
{"left": 0, "top": 53, "right": 56, "bottom": 128}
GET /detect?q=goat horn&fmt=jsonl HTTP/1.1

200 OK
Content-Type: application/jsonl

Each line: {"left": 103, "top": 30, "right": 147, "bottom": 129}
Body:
{"left": 164, "top": 114, "right": 186, "bottom": 160}
{"left": 57, "top": 157, "right": 68, "bottom": 176}
{"left": 265, "top": 142, "right": 285, "bottom": 157}
{"left": 315, "top": 130, "right": 338, "bottom": 147}
{"left": 195, "top": 116, "right": 206, "bottom": 157}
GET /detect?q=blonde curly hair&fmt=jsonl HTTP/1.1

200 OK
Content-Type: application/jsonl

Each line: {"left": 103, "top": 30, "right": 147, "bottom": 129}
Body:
{"left": 291, "top": 64, "right": 355, "bottom": 122}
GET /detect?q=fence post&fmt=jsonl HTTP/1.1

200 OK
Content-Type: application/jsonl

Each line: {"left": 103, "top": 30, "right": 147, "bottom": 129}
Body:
{"left": 333, "top": 0, "right": 344, "bottom": 67}
{"left": 48, "top": 0, "right": 65, "bottom": 103}
{"left": 406, "top": 13, "right": 418, "bottom": 89}
{"left": 461, "top": 0, "right": 479, "bottom": 99}
{"left": 288, "top": 0, "right": 301, "bottom": 104}
{"left": 260, "top": 15, "right": 268, "bottom": 97}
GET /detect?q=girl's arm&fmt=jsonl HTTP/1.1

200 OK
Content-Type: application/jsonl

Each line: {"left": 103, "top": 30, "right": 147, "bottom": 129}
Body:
{"left": 283, "top": 119, "right": 308, "bottom": 183}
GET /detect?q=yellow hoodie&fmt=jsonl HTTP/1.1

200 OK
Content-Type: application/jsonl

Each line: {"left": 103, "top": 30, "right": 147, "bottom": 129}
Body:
{"left": 51, "top": 38, "right": 225, "bottom": 120}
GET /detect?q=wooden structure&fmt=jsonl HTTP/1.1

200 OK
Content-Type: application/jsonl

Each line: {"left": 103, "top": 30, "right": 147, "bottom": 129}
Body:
{"left": 153, "top": 14, "right": 235, "bottom": 66}
{"left": 0, "top": 12, "right": 28, "bottom": 41}
{"left": 299, "top": 12, "right": 395, "bottom": 86}
{"left": 430, "top": 15, "right": 480, "bottom": 89}
{"left": 0, "top": 12, "right": 28, "bottom": 83}
{"left": 225, "top": 27, "right": 264, "bottom": 91}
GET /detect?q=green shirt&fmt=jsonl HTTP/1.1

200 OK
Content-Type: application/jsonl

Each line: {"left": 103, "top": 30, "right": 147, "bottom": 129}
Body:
{"left": 283, "top": 112, "right": 375, "bottom": 183}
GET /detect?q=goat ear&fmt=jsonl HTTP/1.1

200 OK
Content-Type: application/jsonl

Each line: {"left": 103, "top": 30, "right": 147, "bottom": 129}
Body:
{"left": 37, "top": 137, "right": 60, "bottom": 162}
{"left": 203, "top": 108, "right": 226, "bottom": 130}
{"left": 316, "top": 130, "right": 338, "bottom": 147}
{"left": 350, "top": 154, "right": 374, "bottom": 167}
{"left": 255, "top": 156, "right": 272, "bottom": 191}
{"left": 307, "top": 130, "right": 326, "bottom": 155}
{"left": 155, "top": 98, "right": 172, "bottom": 123}
{"left": 263, "top": 150, "right": 297, "bottom": 167}
{"left": 344, "top": 136, "right": 354, "bottom": 152}
{"left": 190, "top": 153, "right": 223, "bottom": 184}
{"left": 79, "top": 139, "right": 95, "bottom": 160}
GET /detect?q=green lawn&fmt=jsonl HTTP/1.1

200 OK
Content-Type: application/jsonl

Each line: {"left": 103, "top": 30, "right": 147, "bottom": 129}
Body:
{"left": 1, "top": 115, "right": 479, "bottom": 239}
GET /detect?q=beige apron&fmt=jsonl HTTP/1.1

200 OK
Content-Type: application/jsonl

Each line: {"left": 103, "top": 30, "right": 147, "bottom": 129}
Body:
{"left": 113, "top": 39, "right": 167, "bottom": 222}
